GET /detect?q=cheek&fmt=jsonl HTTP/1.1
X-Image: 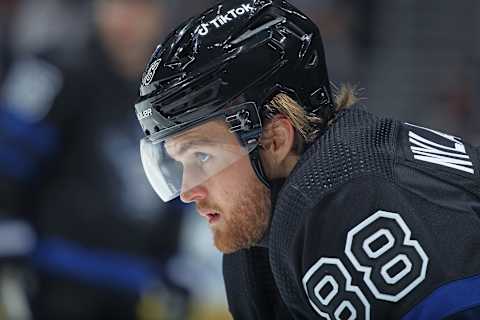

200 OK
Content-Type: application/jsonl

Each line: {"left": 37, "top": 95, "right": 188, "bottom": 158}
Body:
{"left": 210, "top": 156, "right": 255, "bottom": 199}
{"left": 225, "top": 156, "right": 254, "bottom": 186}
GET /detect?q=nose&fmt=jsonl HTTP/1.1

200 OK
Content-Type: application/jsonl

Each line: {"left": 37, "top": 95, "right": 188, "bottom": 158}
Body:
{"left": 180, "top": 171, "right": 207, "bottom": 203}
{"left": 180, "top": 183, "right": 207, "bottom": 203}
{"left": 179, "top": 167, "right": 208, "bottom": 203}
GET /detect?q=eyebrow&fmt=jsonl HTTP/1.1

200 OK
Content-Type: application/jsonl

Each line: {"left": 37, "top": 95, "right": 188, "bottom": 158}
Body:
{"left": 167, "top": 138, "right": 215, "bottom": 158}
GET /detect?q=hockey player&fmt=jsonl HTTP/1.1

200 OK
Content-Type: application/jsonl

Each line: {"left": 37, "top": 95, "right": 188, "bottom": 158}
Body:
{"left": 134, "top": 0, "right": 480, "bottom": 319}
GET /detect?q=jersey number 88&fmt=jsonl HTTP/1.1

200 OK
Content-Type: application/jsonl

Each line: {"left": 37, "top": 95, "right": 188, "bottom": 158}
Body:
{"left": 303, "top": 210, "right": 429, "bottom": 319}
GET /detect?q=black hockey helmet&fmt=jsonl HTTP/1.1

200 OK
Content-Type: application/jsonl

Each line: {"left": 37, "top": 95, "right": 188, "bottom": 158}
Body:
{"left": 135, "top": 0, "right": 333, "bottom": 202}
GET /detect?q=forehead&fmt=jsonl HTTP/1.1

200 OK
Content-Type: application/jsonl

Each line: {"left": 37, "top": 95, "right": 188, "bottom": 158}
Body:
{"left": 166, "top": 120, "right": 239, "bottom": 147}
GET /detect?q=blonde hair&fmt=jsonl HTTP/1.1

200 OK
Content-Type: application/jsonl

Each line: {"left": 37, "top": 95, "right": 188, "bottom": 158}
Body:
{"left": 264, "top": 83, "right": 359, "bottom": 153}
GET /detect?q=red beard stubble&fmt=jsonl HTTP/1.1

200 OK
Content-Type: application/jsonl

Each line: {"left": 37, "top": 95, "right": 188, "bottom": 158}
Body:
{"left": 201, "top": 175, "right": 271, "bottom": 254}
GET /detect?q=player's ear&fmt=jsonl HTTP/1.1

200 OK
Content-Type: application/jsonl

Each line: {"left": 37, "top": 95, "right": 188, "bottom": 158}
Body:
{"left": 259, "top": 115, "right": 298, "bottom": 179}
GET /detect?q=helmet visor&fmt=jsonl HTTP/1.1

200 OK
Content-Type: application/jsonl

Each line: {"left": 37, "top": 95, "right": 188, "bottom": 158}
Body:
{"left": 140, "top": 119, "right": 257, "bottom": 202}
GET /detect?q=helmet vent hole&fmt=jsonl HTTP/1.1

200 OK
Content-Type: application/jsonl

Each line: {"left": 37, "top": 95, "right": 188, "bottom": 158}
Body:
{"left": 154, "top": 126, "right": 160, "bottom": 133}
{"left": 306, "top": 51, "right": 319, "bottom": 69}
{"left": 145, "top": 130, "right": 151, "bottom": 136}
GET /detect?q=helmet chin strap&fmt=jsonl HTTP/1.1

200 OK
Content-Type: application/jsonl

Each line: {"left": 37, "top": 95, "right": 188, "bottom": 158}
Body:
{"left": 249, "top": 147, "right": 271, "bottom": 189}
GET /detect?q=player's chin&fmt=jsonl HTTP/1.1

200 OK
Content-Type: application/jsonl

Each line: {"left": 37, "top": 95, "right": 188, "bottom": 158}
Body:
{"left": 212, "top": 229, "right": 240, "bottom": 254}
{"left": 212, "top": 224, "right": 263, "bottom": 254}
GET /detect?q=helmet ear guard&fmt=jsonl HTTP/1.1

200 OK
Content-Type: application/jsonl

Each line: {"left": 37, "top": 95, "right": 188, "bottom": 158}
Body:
{"left": 226, "top": 102, "right": 262, "bottom": 145}
{"left": 225, "top": 101, "right": 271, "bottom": 189}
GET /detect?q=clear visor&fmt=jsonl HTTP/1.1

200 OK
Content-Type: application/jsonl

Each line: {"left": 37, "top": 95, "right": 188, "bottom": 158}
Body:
{"left": 140, "top": 121, "right": 257, "bottom": 202}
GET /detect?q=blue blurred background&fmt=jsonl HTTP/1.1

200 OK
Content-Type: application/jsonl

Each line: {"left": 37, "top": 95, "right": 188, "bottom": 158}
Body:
{"left": 0, "top": 0, "right": 479, "bottom": 319}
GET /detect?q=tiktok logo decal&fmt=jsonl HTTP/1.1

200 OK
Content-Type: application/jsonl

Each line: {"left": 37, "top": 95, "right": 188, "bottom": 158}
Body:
{"left": 196, "top": 3, "right": 255, "bottom": 37}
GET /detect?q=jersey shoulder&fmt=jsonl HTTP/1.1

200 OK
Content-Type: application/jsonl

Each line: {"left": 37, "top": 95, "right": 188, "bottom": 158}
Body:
{"left": 290, "top": 106, "right": 399, "bottom": 203}
{"left": 269, "top": 107, "right": 480, "bottom": 319}
{"left": 274, "top": 174, "right": 480, "bottom": 319}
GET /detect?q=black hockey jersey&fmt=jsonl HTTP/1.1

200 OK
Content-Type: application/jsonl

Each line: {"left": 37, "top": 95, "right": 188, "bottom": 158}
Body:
{"left": 223, "top": 106, "right": 480, "bottom": 319}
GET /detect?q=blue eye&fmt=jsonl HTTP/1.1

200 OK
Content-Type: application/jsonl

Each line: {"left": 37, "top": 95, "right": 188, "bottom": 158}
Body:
{"left": 195, "top": 152, "right": 210, "bottom": 163}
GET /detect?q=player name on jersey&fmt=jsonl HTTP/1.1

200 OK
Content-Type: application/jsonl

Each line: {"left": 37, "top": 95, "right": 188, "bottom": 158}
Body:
{"left": 406, "top": 123, "right": 474, "bottom": 174}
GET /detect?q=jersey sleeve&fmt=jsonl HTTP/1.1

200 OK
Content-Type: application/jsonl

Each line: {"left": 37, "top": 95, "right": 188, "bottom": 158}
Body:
{"left": 293, "top": 175, "right": 480, "bottom": 320}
